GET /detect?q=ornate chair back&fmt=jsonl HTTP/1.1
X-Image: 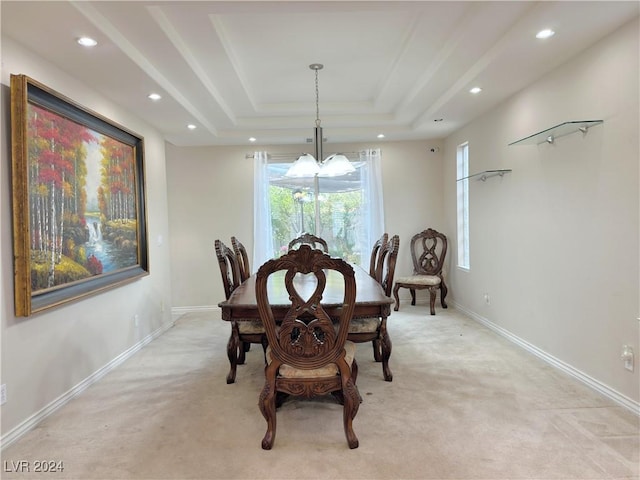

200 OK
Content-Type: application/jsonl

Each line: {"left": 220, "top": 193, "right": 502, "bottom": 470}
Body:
{"left": 369, "top": 233, "right": 388, "bottom": 281}
{"left": 411, "top": 228, "right": 447, "bottom": 276}
{"left": 255, "top": 244, "right": 360, "bottom": 449}
{"left": 287, "top": 233, "right": 329, "bottom": 253}
{"left": 393, "top": 228, "right": 449, "bottom": 316}
{"left": 231, "top": 236, "right": 251, "bottom": 282}
{"left": 215, "top": 239, "right": 241, "bottom": 300}
{"left": 379, "top": 235, "right": 400, "bottom": 297}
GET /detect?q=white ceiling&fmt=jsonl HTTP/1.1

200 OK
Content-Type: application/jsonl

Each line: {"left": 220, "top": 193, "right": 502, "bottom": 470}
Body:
{"left": 2, "top": 1, "right": 638, "bottom": 147}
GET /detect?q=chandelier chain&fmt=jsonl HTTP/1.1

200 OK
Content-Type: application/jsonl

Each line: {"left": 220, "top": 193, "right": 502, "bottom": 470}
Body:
{"left": 315, "top": 67, "right": 320, "bottom": 127}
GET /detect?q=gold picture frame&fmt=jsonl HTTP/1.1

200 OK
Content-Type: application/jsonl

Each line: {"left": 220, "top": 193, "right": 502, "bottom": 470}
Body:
{"left": 10, "top": 74, "right": 149, "bottom": 316}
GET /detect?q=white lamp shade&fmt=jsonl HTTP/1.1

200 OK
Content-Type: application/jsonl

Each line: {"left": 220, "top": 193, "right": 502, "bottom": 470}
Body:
{"left": 318, "top": 154, "right": 356, "bottom": 177}
{"left": 285, "top": 154, "right": 321, "bottom": 177}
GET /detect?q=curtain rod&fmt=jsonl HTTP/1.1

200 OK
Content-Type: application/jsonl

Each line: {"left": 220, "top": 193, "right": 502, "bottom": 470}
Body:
{"left": 245, "top": 151, "right": 366, "bottom": 159}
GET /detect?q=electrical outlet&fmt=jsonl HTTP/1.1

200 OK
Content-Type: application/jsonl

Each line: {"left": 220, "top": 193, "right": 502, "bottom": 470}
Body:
{"left": 483, "top": 293, "right": 490, "bottom": 305}
{"left": 621, "top": 345, "right": 634, "bottom": 372}
{"left": 160, "top": 300, "right": 165, "bottom": 313}
{"left": 134, "top": 314, "right": 139, "bottom": 327}
{"left": 1, "top": 384, "right": 7, "bottom": 405}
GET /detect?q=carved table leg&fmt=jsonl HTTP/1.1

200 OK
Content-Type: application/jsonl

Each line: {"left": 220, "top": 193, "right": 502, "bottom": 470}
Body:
{"left": 393, "top": 283, "right": 402, "bottom": 311}
{"left": 226, "top": 323, "right": 240, "bottom": 384}
{"left": 380, "top": 319, "right": 393, "bottom": 381}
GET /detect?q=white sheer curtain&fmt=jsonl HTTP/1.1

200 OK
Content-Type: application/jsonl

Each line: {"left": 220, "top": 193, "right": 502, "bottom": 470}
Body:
{"left": 253, "top": 151, "right": 273, "bottom": 271}
{"left": 359, "top": 148, "right": 385, "bottom": 266}
{"left": 253, "top": 148, "right": 385, "bottom": 269}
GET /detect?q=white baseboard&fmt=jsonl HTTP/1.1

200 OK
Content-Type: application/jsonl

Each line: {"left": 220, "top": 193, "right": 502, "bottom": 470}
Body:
{"left": 171, "top": 305, "right": 219, "bottom": 322}
{"left": 7, "top": 301, "right": 632, "bottom": 451}
{"left": 0, "top": 320, "right": 175, "bottom": 450}
{"left": 452, "top": 301, "right": 640, "bottom": 416}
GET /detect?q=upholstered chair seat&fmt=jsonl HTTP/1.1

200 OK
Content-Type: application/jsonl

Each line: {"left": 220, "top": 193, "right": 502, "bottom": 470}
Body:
{"left": 393, "top": 228, "right": 449, "bottom": 316}
{"left": 237, "top": 319, "right": 267, "bottom": 334}
{"left": 393, "top": 274, "right": 441, "bottom": 287}
{"left": 348, "top": 317, "right": 380, "bottom": 334}
{"left": 256, "top": 245, "right": 361, "bottom": 450}
{"left": 266, "top": 341, "right": 356, "bottom": 379}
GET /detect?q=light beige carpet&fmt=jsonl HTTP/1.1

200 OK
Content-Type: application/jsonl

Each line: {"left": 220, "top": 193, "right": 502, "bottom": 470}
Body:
{"left": 1, "top": 306, "right": 638, "bottom": 480}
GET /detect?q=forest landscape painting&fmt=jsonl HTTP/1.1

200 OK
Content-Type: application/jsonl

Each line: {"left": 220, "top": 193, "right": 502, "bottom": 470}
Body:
{"left": 10, "top": 75, "right": 149, "bottom": 316}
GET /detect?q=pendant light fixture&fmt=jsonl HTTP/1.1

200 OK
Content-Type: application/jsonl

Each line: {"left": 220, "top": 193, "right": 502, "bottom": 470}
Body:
{"left": 285, "top": 64, "right": 355, "bottom": 178}
{"left": 284, "top": 153, "right": 319, "bottom": 177}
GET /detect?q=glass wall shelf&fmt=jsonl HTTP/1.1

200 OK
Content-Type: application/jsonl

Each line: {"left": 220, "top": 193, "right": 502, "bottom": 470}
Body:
{"left": 457, "top": 169, "right": 511, "bottom": 182}
{"left": 508, "top": 120, "right": 603, "bottom": 146}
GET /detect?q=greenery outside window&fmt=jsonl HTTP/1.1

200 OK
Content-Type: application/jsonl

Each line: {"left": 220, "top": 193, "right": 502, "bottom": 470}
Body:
{"left": 253, "top": 150, "right": 384, "bottom": 269}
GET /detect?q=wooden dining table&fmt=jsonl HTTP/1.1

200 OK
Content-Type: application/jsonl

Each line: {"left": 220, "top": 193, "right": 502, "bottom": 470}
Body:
{"left": 218, "top": 263, "right": 393, "bottom": 323}
{"left": 219, "top": 262, "right": 396, "bottom": 381}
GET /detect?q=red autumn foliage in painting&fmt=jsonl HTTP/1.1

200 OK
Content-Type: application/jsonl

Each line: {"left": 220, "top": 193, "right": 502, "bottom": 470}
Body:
{"left": 27, "top": 104, "right": 138, "bottom": 291}
{"left": 87, "top": 254, "right": 103, "bottom": 275}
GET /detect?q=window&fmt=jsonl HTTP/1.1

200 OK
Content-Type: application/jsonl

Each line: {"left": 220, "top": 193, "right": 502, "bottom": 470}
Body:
{"left": 253, "top": 150, "right": 384, "bottom": 269}
{"left": 456, "top": 142, "right": 470, "bottom": 269}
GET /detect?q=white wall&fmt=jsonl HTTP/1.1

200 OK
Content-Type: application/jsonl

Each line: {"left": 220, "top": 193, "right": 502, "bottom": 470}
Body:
{"left": 165, "top": 140, "right": 444, "bottom": 309}
{"left": 0, "top": 38, "right": 174, "bottom": 439}
{"left": 443, "top": 18, "right": 639, "bottom": 404}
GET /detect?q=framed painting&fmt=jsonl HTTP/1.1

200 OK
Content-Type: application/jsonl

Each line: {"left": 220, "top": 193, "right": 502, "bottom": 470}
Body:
{"left": 10, "top": 74, "right": 149, "bottom": 316}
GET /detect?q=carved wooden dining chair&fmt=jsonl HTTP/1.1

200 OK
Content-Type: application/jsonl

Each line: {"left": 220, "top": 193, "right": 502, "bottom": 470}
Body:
{"left": 255, "top": 245, "right": 361, "bottom": 449}
{"left": 215, "top": 239, "right": 266, "bottom": 384}
{"left": 231, "top": 236, "right": 251, "bottom": 282}
{"left": 230, "top": 236, "right": 258, "bottom": 360}
{"left": 287, "top": 233, "right": 329, "bottom": 253}
{"left": 369, "top": 233, "right": 388, "bottom": 280}
{"left": 348, "top": 234, "right": 399, "bottom": 381}
{"left": 392, "top": 228, "right": 448, "bottom": 315}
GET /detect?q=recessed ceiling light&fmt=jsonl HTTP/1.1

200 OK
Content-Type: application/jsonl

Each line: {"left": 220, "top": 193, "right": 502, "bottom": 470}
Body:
{"left": 147, "top": 93, "right": 161, "bottom": 101}
{"left": 187, "top": 124, "right": 197, "bottom": 130}
{"left": 77, "top": 36, "right": 97, "bottom": 47}
{"left": 536, "top": 29, "right": 555, "bottom": 39}
{"left": 469, "top": 87, "right": 482, "bottom": 94}
{"left": 249, "top": 137, "right": 256, "bottom": 142}
{"left": 377, "top": 134, "right": 385, "bottom": 139}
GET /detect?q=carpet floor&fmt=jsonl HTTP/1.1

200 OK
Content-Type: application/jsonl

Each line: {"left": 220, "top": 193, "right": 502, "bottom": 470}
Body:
{"left": 1, "top": 306, "right": 638, "bottom": 480}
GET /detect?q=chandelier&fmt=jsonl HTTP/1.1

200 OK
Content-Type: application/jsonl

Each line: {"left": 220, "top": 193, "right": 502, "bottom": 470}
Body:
{"left": 285, "top": 64, "right": 356, "bottom": 178}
